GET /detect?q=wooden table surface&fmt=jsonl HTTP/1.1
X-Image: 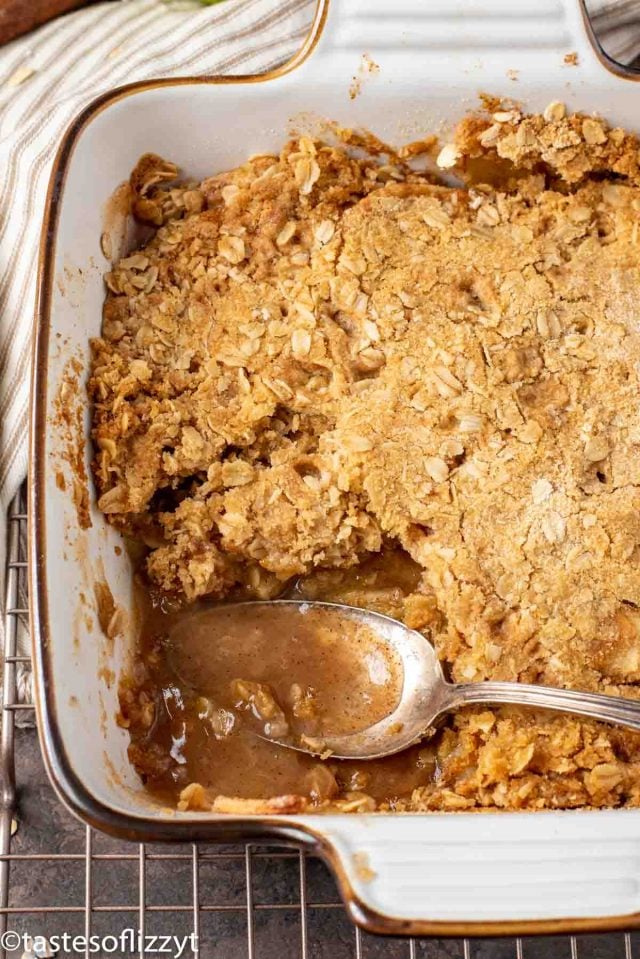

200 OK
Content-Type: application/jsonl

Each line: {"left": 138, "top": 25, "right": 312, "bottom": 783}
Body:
{"left": 0, "top": 0, "right": 102, "bottom": 46}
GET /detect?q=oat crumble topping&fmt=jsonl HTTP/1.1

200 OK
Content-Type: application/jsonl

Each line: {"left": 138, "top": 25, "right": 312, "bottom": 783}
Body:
{"left": 90, "top": 104, "right": 640, "bottom": 812}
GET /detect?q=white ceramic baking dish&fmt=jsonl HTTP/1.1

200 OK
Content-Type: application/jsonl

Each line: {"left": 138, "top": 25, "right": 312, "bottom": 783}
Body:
{"left": 31, "top": 0, "right": 640, "bottom": 936}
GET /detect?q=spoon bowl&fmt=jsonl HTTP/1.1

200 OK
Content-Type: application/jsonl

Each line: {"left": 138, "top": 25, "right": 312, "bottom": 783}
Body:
{"left": 223, "top": 600, "right": 640, "bottom": 760}
{"left": 264, "top": 601, "right": 452, "bottom": 759}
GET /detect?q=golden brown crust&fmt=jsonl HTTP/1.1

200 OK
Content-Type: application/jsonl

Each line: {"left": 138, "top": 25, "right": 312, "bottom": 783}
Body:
{"left": 92, "top": 107, "right": 640, "bottom": 812}
{"left": 453, "top": 105, "right": 640, "bottom": 184}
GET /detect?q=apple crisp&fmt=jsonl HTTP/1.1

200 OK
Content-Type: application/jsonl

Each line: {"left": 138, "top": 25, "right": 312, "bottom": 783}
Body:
{"left": 90, "top": 104, "right": 640, "bottom": 812}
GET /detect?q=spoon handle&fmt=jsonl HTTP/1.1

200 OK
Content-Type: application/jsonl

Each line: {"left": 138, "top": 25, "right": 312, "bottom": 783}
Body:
{"left": 453, "top": 680, "right": 640, "bottom": 731}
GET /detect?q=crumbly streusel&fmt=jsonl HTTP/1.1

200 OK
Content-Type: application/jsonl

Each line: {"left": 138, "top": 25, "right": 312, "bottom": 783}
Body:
{"left": 90, "top": 104, "right": 640, "bottom": 812}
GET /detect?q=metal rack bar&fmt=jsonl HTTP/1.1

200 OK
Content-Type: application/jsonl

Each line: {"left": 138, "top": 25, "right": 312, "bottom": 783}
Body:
{"left": 355, "top": 925, "right": 362, "bottom": 959}
{"left": 299, "top": 850, "right": 308, "bottom": 959}
{"left": 0, "top": 495, "right": 22, "bottom": 957}
{"left": 245, "top": 844, "right": 256, "bottom": 959}
{"left": 0, "top": 851, "right": 301, "bottom": 861}
{"left": 0, "top": 486, "right": 637, "bottom": 959}
{"left": 84, "top": 826, "right": 92, "bottom": 959}
{"left": 191, "top": 844, "right": 200, "bottom": 959}
{"left": 0, "top": 904, "right": 349, "bottom": 915}
{"left": 138, "top": 843, "right": 145, "bottom": 959}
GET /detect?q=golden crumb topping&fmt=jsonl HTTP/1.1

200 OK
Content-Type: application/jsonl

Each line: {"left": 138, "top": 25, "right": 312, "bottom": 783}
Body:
{"left": 91, "top": 105, "right": 640, "bottom": 812}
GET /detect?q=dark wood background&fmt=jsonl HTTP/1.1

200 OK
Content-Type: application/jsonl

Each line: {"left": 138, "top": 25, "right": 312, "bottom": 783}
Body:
{"left": 0, "top": 0, "right": 103, "bottom": 46}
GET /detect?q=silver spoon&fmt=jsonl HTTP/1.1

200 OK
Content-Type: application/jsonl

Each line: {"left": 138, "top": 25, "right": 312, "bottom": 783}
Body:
{"left": 244, "top": 599, "right": 640, "bottom": 760}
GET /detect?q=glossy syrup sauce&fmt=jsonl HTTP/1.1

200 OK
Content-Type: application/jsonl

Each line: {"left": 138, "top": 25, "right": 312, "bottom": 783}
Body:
{"left": 120, "top": 550, "right": 439, "bottom": 808}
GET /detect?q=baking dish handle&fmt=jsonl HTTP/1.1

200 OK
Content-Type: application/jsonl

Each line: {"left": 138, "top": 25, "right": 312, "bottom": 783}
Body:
{"left": 308, "top": 812, "right": 640, "bottom": 935}
{"left": 302, "top": 0, "right": 612, "bottom": 85}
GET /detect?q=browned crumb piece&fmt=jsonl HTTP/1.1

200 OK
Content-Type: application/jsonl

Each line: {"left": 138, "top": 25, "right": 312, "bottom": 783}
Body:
{"left": 178, "top": 782, "right": 211, "bottom": 811}
{"left": 129, "top": 153, "right": 180, "bottom": 225}
{"left": 397, "top": 135, "right": 438, "bottom": 159}
{"left": 93, "top": 580, "right": 124, "bottom": 640}
{"left": 454, "top": 104, "right": 640, "bottom": 184}
{"left": 353, "top": 851, "right": 376, "bottom": 882}
{"left": 326, "top": 791, "right": 376, "bottom": 812}
{"left": 210, "top": 793, "right": 308, "bottom": 814}
{"left": 54, "top": 357, "right": 92, "bottom": 529}
{"left": 208, "top": 790, "right": 374, "bottom": 815}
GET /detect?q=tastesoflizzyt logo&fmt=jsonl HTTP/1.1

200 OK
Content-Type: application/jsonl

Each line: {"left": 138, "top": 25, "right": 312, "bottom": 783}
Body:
{"left": 0, "top": 929, "right": 198, "bottom": 956}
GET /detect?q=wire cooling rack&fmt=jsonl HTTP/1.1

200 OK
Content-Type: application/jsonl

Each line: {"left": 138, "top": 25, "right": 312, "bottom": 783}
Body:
{"left": 1, "top": 484, "right": 639, "bottom": 959}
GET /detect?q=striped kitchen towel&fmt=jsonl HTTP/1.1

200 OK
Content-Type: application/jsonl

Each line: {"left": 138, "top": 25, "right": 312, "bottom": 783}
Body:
{"left": 587, "top": 0, "right": 640, "bottom": 67}
{"left": 0, "top": 0, "right": 314, "bottom": 696}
